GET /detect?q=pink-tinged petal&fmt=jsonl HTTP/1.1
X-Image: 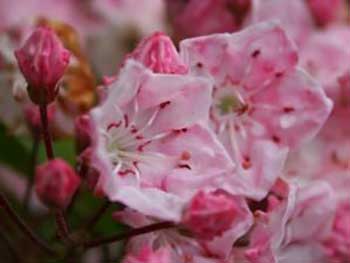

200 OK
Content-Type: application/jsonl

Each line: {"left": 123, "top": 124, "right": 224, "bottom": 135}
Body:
{"left": 127, "top": 32, "right": 188, "bottom": 74}
{"left": 123, "top": 245, "right": 171, "bottom": 263}
{"left": 218, "top": 135, "right": 288, "bottom": 200}
{"left": 180, "top": 21, "right": 298, "bottom": 92}
{"left": 250, "top": 69, "right": 333, "bottom": 148}
{"left": 245, "top": 182, "right": 335, "bottom": 263}
{"left": 277, "top": 243, "right": 328, "bottom": 263}
{"left": 102, "top": 60, "right": 145, "bottom": 110}
{"left": 300, "top": 28, "right": 350, "bottom": 91}
{"left": 113, "top": 208, "right": 152, "bottom": 228}
{"left": 150, "top": 123, "right": 233, "bottom": 177}
{"left": 137, "top": 74, "right": 213, "bottom": 134}
{"left": 281, "top": 182, "right": 335, "bottom": 244}
{"left": 249, "top": 0, "right": 313, "bottom": 47}
{"left": 106, "top": 183, "right": 185, "bottom": 222}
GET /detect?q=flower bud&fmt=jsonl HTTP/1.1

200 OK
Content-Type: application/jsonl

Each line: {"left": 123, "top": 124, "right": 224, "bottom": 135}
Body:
{"left": 127, "top": 32, "right": 188, "bottom": 74}
{"left": 15, "top": 26, "right": 71, "bottom": 105}
{"left": 35, "top": 158, "right": 80, "bottom": 209}
{"left": 182, "top": 190, "right": 238, "bottom": 240}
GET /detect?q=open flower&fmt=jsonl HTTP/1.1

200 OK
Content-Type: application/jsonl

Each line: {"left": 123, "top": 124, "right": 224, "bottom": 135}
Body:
{"left": 89, "top": 58, "right": 232, "bottom": 221}
{"left": 180, "top": 21, "right": 333, "bottom": 200}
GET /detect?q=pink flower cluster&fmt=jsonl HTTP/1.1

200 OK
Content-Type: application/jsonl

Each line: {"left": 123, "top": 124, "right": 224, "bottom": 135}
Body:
{"left": 4, "top": 0, "right": 349, "bottom": 262}
{"left": 75, "top": 21, "right": 336, "bottom": 262}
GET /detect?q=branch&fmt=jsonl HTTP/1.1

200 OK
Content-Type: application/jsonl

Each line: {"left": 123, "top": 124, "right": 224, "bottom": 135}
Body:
{"left": 83, "top": 222, "right": 175, "bottom": 249}
{"left": 0, "top": 191, "right": 55, "bottom": 255}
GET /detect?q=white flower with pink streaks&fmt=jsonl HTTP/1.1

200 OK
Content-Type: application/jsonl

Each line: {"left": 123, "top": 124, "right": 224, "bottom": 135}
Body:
{"left": 180, "top": 21, "right": 333, "bottom": 200}
{"left": 89, "top": 58, "right": 232, "bottom": 221}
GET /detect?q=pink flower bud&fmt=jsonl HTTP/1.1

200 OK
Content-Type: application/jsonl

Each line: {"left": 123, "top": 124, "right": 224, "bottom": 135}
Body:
{"left": 35, "top": 158, "right": 81, "bottom": 209}
{"left": 182, "top": 191, "right": 238, "bottom": 240}
{"left": 127, "top": 32, "right": 188, "bottom": 74}
{"left": 306, "top": 0, "right": 343, "bottom": 26}
{"left": 75, "top": 114, "right": 92, "bottom": 154}
{"left": 15, "top": 27, "right": 71, "bottom": 105}
{"left": 123, "top": 246, "right": 171, "bottom": 263}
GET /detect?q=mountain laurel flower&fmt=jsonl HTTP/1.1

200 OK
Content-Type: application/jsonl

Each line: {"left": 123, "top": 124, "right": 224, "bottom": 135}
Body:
{"left": 35, "top": 158, "right": 81, "bottom": 209}
{"left": 180, "top": 21, "right": 333, "bottom": 200}
{"left": 88, "top": 58, "right": 234, "bottom": 221}
{"left": 182, "top": 191, "right": 238, "bottom": 240}
{"left": 14, "top": 26, "right": 71, "bottom": 105}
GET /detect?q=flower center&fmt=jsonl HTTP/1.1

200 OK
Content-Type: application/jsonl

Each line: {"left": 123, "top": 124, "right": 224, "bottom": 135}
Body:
{"left": 217, "top": 95, "right": 244, "bottom": 115}
{"left": 102, "top": 106, "right": 172, "bottom": 179}
{"left": 213, "top": 86, "right": 247, "bottom": 120}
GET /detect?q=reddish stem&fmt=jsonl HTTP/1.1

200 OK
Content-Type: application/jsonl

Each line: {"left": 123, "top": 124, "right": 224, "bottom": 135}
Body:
{"left": 39, "top": 103, "right": 70, "bottom": 243}
{"left": 39, "top": 104, "right": 54, "bottom": 160}
{"left": 55, "top": 210, "right": 70, "bottom": 242}
{"left": 83, "top": 222, "right": 175, "bottom": 249}
{"left": 0, "top": 192, "right": 55, "bottom": 255}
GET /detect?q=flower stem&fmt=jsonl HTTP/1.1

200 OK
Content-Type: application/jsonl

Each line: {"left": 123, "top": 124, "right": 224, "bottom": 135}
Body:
{"left": 0, "top": 191, "right": 55, "bottom": 255}
{"left": 55, "top": 210, "right": 70, "bottom": 242}
{"left": 39, "top": 103, "right": 70, "bottom": 243}
{"left": 39, "top": 104, "right": 54, "bottom": 160}
{"left": 83, "top": 222, "right": 175, "bottom": 249}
